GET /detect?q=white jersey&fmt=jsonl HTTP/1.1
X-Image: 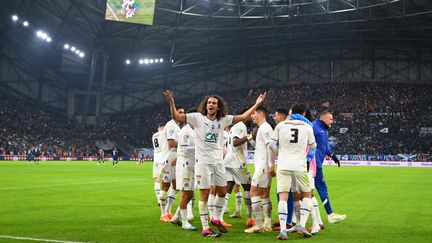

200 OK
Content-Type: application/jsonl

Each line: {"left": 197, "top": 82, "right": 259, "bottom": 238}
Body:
{"left": 224, "top": 122, "right": 248, "bottom": 168}
{"left": 152, "top": 131, "right": 164, "bottom": 164}
{"left": 160, "top": 119, "right": 181, "bottom": 163}
{"left": 186, "top": 112, "right": 234, "bottom": 165}
{"left": 177, "top": 124, "right": 196, "bottom": 166}
{"left": 271, "top": 120, "right": 316, "bottom": 172}
{"left": 254, "top": 122, "right": 273, "bottom": 172}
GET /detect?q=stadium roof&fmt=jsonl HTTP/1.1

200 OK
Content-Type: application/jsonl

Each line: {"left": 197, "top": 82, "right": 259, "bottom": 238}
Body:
{"left": 1, "top": 0, "right": 432, "bottom": 95}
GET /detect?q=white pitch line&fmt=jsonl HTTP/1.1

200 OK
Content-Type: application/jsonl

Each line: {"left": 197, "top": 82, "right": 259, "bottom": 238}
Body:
{"left": 0, "top": 179, "right": 143, "bottom": 190}
{"left": 0, "top": 235, "right": 89, "bottom": 243}
{"left": 106, "top": 3, "right": 119, "bottom": 21}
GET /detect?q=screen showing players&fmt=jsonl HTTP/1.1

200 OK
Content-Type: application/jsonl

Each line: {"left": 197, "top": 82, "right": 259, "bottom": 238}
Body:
{"left": 105, "top": 0, "right": 156, "bottom": 25}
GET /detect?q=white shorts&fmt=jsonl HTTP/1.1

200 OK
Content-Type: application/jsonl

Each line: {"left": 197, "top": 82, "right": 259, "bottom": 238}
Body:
{"left": 251, "top": 170, "right": 271, "bottom": 188}
{"left": 195, "top": 163, "right": 227, "bottom": 189}
{"left": 152, "top": 162, "right": 163, "bottom": 179}
{"left": 308, "top": 171, "right": 315, "bottom": 190}
{"left": 226, "top": 167, "right": 251, "bottom": 185}
{"left": 160, "top": 161, "right": 176, "bottom": 184}
{"left": 277, "top": 170, "right": 310, "bottom": 193}
{"left": 175, "top": 162, "right": 183, "bottom": 189}
{"left": 291, "top": 171, "right": 315, "bottom": 192}
{"left": 176, "top": 164, "right": 195, "bottom": 191}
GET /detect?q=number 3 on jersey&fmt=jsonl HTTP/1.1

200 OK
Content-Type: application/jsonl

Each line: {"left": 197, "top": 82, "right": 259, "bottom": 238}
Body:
{"left": 290, "top": 128, "right": 298, "bottom": 143}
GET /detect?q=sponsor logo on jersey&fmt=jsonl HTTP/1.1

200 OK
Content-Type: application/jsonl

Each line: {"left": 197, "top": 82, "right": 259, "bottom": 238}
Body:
{"left": 204, "top": 132, "right": 218, "bottom": 143}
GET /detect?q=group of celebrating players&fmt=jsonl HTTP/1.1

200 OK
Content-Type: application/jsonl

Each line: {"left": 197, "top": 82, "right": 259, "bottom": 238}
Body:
{"left": 151, "top": 90, "right": 346, "bottom": 240}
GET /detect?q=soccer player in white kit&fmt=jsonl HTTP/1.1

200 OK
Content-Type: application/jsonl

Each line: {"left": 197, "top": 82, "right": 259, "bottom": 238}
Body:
{"left": 245, "top": 106, "right": 275, "bottom": 233}
{"left": 163, "top": 90, "right": 267, "bottom": 238}
{"left": 159, "top": 106, "right": 185, "bottom": 223}
{"left": 152, "top": 123, "right": 165, "bottom": 209}
{"left": 223, "top": 117, "right": 254, "bottom": 227}
{"left": 171, "top": 108, "right": 198, "bottom": 230}
{"left": 207, "top": 127, "right": 230, "bottom": 225}
{"left": 269, "top": 103, "right": 317, "bottom": 240}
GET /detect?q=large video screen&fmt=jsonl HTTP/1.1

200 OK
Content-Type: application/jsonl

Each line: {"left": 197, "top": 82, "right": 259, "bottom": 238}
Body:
{"left": 105, "top": 0, "right": 156, "bottom": 25}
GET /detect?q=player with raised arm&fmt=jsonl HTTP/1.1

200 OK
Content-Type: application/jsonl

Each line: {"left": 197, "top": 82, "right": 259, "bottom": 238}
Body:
{"left": 163, "top": 90, "right": 266, "bottom": 237}
{"left": 244, "top": 106, "right": 275, "bottom": 233}
{"left": 270, "top": 103, "right": 317, "bottom": 240}
{"left": 158, "top": 106, "right": 185, "bottom": 223}
{"left": 171, "top": 107, "right": 198, "bottom": 230}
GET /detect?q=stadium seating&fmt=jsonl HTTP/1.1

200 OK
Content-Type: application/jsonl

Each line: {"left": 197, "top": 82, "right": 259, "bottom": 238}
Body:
{"left": 1, "top": 82, "right": 431, "bottom": 160}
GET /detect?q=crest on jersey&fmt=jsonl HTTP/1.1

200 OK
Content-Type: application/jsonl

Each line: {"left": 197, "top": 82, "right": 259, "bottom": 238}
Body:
{"left": 169, "top": 129, "right": 175, "bottom": 136}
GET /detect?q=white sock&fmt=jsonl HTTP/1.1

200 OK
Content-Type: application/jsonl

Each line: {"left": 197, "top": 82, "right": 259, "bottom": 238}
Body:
{"left": 166, "top": 189, "right": 178, "bottom": 215}
{"left": 213, "top": 195, "right": 225, "bottom": 221}
{"left": 159, "top": 190, "right": 168, "bottom": 216}
{"left": 244, "top": 191, "right": 252, "bottom": 219}
{"left": 294, "top": 200, "right": 301, "bottom": 225}
{"left": 262, "top": 197, "right": 272, "bottom": 222}
{"left": 251, "top": 196, "right": 263, "bottom": 227}
{"left": 180, "top": 208, "right": 189, "bottom": 225}
{"left": 235, "top": 191, "right": 242, "bottom": 214}
{"left": 199, "top": 200, "right": 209, "bottom": 230}
{"left": 154, "top": 182, "right": 160, "bottom": 203}
{"left": 299, "top": 198, "right": 312, "bottom": 228}
{"left": 312, "top": 196, "right": 323, "bottom": 225}
{"left": 278, "top": 200, "right": 288, "bottom": 231}
{"left": 310, "top": 198, "right": 319, "bottom": 227}
{"left": 221, "top": 193, "right": 230, "bottom": 220}
{"left": 208, "top": 194, "right": 215, "bottom": 219}
{"left": 173, "top": 206, "right": 180, "bottom": 221}
{"left": 187, "top": 198, "right": 194, "bottom": 218}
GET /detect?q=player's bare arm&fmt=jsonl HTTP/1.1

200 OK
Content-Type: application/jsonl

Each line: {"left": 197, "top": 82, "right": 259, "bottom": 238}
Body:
{"left": 167, "top": 139, "right": 178, "bottom": 149}
{"left": 163, "top": 90, "right": 186, "bottom": 123}
{"left": 233, "top": 92, "right": 267, "bottom": 123}
{"left": 233, "top": 135, "right": 250, "bottom": 147}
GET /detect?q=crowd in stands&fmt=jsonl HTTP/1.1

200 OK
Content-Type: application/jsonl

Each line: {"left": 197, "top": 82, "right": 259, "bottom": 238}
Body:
{"left": 0, "top": 94, "right": 98, "bottom": 157}
{"left": 1, "top": 81, "right": 431, "bottom": 160}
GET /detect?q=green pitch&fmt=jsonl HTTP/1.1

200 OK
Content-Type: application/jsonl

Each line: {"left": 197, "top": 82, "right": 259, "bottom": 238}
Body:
{"left": 0, "top": 161, "right": 431, "bottom": 242}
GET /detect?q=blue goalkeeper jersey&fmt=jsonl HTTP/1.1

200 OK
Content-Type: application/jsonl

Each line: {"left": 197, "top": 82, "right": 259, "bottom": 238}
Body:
{"left": 312, "top": 119, "right": 334, "bottom": 168}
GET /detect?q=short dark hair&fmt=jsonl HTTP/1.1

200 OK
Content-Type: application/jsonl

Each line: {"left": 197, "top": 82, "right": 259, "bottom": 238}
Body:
{"left": 256, "top": 106, "right": 268, "bottom": 116}
{"left": 275, "top": 108, "right": 288, "bottom": 116}
{"left": 188, "top": 107, "right": 198, "bottom": 113}
{"left": 157, "top": 123, "right": 165, "bottom": 128}
{"left": 291, "top": 103, "right": 307, "bottom": 115}
{"left": 176, "top": 105, "right": 185, "bottom": 111}
{"left": 320, "top": 110, "right": 332, "bottom": 117}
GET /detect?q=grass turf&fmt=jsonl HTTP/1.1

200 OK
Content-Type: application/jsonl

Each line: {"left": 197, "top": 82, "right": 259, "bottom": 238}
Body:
{"left": 0, "top": 161, "right": 431, "bottom": 242}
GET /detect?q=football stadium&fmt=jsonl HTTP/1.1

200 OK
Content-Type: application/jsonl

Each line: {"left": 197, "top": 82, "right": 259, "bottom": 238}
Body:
{"left": 1, "top": 1, "right": 431, "bottom": 242}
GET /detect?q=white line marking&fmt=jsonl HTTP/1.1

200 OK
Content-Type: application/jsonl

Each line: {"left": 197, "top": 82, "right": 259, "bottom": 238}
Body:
{"left": 106, "top": 3, "right": 119, "bottom": 21}
{"left": 0, "top": 179, "right": 142, "bottom": 190}
{"left": 0, "top": 235, "right": 89, "bottom": 243}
